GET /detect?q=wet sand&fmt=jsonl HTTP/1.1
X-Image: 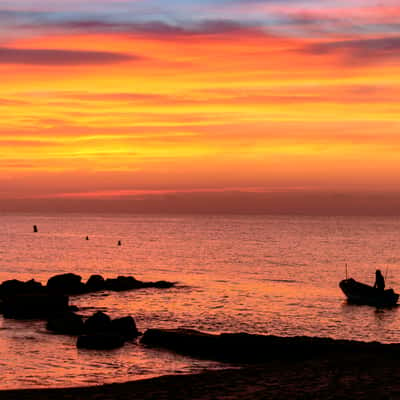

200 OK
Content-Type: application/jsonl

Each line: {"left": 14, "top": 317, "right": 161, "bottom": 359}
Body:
{"left": 1, "top": 353, "right": 399, "bottom": 400}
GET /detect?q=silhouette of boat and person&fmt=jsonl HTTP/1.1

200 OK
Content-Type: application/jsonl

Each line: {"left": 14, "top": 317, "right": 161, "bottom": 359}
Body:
{"left": 340, "top": 269, "right": 399, "bottom": 307}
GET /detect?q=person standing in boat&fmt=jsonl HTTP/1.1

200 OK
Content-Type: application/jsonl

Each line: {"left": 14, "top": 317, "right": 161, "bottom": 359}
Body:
{"left": 374, "top": 269, "right": 385, "bottom": 291}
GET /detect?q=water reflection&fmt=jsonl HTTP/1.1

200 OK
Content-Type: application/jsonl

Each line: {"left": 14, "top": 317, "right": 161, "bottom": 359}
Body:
{"left": 2, "top": 214, "right": 400, "bottom": 388}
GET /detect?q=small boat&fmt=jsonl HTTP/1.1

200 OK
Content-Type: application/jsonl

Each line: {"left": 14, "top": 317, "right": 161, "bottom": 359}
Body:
{"left": 339, "top": 278, "right": 399, "bottom": 307}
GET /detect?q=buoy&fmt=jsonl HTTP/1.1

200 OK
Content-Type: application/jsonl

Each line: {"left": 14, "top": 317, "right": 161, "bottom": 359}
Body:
{"left": 33, "top": 225, "right": 38, "bottom": 233}
{"left": 118, "top": 240, "right": 121, "bottom": 246}
{"left": 86, "top": 236, "right": 89, "bottom": 240}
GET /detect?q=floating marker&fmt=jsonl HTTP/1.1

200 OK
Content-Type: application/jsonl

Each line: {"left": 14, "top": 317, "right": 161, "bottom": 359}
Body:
{"left": 33, "top": 225, "right": 38, "bottom": 233}
{"left": 118, "top": 240, "right": 121, "bottom": 246}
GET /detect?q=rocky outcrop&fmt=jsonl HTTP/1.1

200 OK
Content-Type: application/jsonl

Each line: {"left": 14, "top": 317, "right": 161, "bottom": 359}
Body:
{"left": 2, "top": 293, "right": 70, "bottom": 319}
{"left": 46, "top": 310, "right": 140, "bottom": 343}
{"left": 104, "top": 276, "right": 143, "bottom": 291}
{"left": 141, "top": 329, "right": 400, "bottom": 363}
{"left": 47, "top": 273, "right": 86, "bottom": 295}
{"left": 142, "top": 280, "right": 175, "bottom": 289}
{"left": 0, "top": 279, "right": 45, "bottom": 298}
{"left": 76, "top": 312, "right": 139, "bottom": 349}
{"left": 104, "top": 276, "right": 175, "bottom": 292}
{"left": 77, "top": 333, "right": 125, "bottom": 350}
{"left": 1, "top": 274, "right": 175, "bottom": 301}
{"left": 85, "top": 275, "right": 105, "bottom": 292}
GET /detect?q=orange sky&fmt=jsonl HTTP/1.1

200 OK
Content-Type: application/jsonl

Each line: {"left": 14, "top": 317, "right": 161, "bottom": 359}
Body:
{"left": 1, "top": 1, "right": 400, "bottom": 213}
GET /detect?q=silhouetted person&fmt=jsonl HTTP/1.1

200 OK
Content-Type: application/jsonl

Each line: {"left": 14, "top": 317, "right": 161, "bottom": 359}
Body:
{"left": 118, "top": 240, "right": 122, "bottom": 246}
{"left": 374, "top": 269, "right": 385, "bottom": 291}
{"left": 33, "top": 225, "right": 38, "bottom": 233}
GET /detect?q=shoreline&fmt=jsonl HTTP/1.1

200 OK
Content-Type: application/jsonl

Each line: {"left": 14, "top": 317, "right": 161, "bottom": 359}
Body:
{"left": 2, "top": 352, "right": 400, "bottom": 400}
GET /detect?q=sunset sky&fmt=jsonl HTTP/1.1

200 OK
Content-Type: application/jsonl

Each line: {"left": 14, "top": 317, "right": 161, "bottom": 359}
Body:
{"left": 1, "top": 0, "right": 400, "bottom": 213}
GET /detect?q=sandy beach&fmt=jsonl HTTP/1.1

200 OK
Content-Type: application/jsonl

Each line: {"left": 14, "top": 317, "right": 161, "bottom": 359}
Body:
{"left": 1, "top": 352, "right": 400, "bottom": 400}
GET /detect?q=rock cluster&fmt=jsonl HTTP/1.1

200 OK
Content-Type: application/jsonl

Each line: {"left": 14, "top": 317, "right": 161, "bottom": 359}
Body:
{"left": 46, "top": 310, "right": 139, "bottom": 349}
{"left": 45, "top": 273, "right": 174, "bottom": 295}
{"left": 0, "top": 273, "right": 174, "bottom": 319}
{"left": 0, "top": 273, "right": 173, "bottom": 350}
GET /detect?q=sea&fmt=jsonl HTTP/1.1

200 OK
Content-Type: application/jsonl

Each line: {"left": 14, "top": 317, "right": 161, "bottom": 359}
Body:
{"left": 1, "top": 214, "right": 400, "bottom": 389}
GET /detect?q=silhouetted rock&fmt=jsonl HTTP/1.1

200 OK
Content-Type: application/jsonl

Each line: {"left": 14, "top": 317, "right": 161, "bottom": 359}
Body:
{"left": 141, "top": 329, "right": 219, "bottom": 359}
{"left": 141, "top": 329, "right": 400, "bottom": 363}
{"left": 47, "top": 273, "right": 86, "bottom": 295}
{"left": 111, "top": 316, "right": 139, "bottom": 340}
{"left": 0, "top": 279, "right": 45, "bottom": 298}
{"left": 47, "top": 311, "right": 84, "bottom": 335}
{"left": 84, "top": 311, "right": 112, "bottom": 333}
{"left": 86, "top": 275, "right": 105, "bottom": 292}
{"left": 103, "top": 276, "right": 175, "bottom": 292}
{"left": 77, "top": 333, "right": 125, "bottom": 350}
{"left": 143, "top": 280, "right": 175, "bottom": 289}
{"left": 105, "top": 276, "right": 144, "bottom": 291}
{"left": 2, "top": 293, "right": 69, "bottom": 319}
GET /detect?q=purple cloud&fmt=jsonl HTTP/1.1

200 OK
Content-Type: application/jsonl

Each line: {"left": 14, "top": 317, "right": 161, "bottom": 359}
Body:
{"left": 0, "top": 47, "right": 136, "bottom": 66}
{"left": 303, "top": 36, "right": 400, "bottom": 63}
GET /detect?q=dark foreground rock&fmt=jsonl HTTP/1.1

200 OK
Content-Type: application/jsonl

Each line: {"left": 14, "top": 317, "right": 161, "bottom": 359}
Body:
{"left": 111, "top": 316, "right": 139, "bottom": 339}
{"left": 84, "top": 311, "right": 112, "bottom": 333}
{"left": 2, "top": 293, "right": 70, "bottom": 319}
{"left": 77, "top": 333, "right": 125, "bottom": 350}
{"left": 75, "top": 312, "right": 140, "bottom": 349}
{"left": 141, "top": 328, "right": 400, "bottom": 363}
{"left": 46, "top": 311, "right": 140, "bottom": 342}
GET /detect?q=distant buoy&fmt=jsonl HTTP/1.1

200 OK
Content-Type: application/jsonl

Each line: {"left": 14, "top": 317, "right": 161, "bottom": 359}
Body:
{"left": 86, "top": 236, "right": 89, "bottom": 240}
{"left": 33, "top": 225, "right": 38, "bottom": 233}
{"left": 118, "top": 240, "right": 121, "bottom": 246}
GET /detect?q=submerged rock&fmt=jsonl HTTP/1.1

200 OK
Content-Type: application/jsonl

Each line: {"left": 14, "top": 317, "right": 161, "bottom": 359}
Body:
{"left": 142, "top": 280, "right": 175, "bottom": 289}
{"left": 47, "top": 311, "right": 84, "bottom": 335}
{"left": 141, "top": 329, "right": 219, "bottom": 359}
{"left": 47, "top": 273, "right": 86, "bottom": 295}
{"left": 77, "top": 333, "right": 125, "bottom": 350}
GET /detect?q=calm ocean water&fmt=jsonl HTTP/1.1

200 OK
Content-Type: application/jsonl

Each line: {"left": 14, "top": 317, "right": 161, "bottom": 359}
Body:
{"left": 1, "top": 214, "right": 400, "bottom": 389}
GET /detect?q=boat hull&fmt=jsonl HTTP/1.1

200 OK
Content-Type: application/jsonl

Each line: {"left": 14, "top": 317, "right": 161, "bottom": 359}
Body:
{"left": 339, "top": 278, "right": 399, "bottom": 307}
